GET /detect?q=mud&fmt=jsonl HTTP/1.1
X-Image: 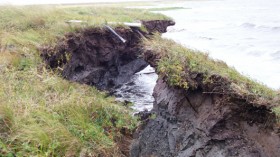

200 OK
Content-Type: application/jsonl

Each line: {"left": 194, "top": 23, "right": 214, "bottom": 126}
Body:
{"left": 41, "top": 20, "right": 175, "bottom": 90}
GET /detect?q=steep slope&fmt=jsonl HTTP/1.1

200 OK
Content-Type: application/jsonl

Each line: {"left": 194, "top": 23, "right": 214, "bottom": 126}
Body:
{"left": 130, "top": 36, "right": 280, "bottom": 157}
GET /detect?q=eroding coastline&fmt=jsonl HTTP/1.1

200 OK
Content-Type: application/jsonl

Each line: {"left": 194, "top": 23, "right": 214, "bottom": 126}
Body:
{"left": 41, "top": 20, "right": 280, "bottom": 157}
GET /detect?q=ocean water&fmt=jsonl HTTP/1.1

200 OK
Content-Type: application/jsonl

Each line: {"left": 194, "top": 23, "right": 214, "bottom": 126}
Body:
{"left": 121, "top": 0, "right": 280, "bottom": 112}
{"left": 158, "top": 0, "right": 280, "bottom": 89}
{"left": 3, "top": 0, "right": 278, "bottom": 111}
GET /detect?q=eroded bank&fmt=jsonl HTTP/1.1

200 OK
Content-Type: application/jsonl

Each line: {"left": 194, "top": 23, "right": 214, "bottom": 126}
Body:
{"left": 41, "top": 20, "right": 280, "bottom": 157}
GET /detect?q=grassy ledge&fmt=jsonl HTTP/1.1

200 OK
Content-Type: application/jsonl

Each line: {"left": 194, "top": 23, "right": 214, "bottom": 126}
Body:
{"left": 0, "top": 5, "right": 170, "bottom": 156}
{"left": 143, "top": 35, "right": 280, "bottom": 111}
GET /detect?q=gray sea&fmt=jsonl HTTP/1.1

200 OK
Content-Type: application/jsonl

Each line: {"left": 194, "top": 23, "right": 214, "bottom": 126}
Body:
{"left": 160, "top": 0, "right": 280, "bottom": 89}
{"left": 121, "top": 0, "right": 280, "bottom": 111}
{"left": 2, "top": 0, "right": 279, "bottom": 111}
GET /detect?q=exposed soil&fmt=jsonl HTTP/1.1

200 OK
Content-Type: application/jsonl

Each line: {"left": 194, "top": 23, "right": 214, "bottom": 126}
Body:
{"left": 40, "top": 20, "right": 174, "bottom": 157}
{"left": 41, "top": 20, "right": 175, "bottom": 90}
{"left": 41, "top": 19, "right": 280, "bottom": 157}
{"left": 141, "top": 20, "right": 175, "bottom": 34}
{"left": 131, "top": 45, "right": 280, "bottom": 157}
{"left": 130, "top": 78, "right": 280, "bottom": 157}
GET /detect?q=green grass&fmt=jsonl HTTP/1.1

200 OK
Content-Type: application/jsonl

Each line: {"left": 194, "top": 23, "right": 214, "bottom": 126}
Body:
{"left": 0, "top": 5, "right": 169, "bottom": 46}
{"left": 0, "top": 5, "right": 171, "bottom": 156}
{"left": 0, "top": 67, "right": 137, "bottom": 156}
{"left": 143, "top": 35, "right": 279, "bottom": 107}
{"left": 273, "top": 106, "right": 280, "bottom": 123}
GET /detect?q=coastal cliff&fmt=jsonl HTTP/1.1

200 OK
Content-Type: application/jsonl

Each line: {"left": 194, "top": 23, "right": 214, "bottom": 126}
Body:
{"left": 1, "top": 3, "right": 279, "bottom": 157}
{"left": 131, "top": 77, "right": 280, "bottom": 157}
{"left": 130, "top": 35, "right": 280, "bottom": 157}
{"left": 41, "top": 19, "right": 280, "bottom": 157}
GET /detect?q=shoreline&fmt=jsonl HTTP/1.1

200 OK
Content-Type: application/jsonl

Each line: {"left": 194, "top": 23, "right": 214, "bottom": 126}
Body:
{"left": 0, "top": 3, "right": 279, "bottom": 156}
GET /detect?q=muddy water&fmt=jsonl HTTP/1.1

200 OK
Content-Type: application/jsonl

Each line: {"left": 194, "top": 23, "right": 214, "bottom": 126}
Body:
{"left": 113, "top": 66, "right": 157, "bottom": 112}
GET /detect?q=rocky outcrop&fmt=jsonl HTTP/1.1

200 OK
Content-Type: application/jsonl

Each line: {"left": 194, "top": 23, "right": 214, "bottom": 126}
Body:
{"left": 130, "top": 77, "right": 280, "bottom": 157}
{"left": 41, "top": 20, "right": 174, "bottom": 90}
